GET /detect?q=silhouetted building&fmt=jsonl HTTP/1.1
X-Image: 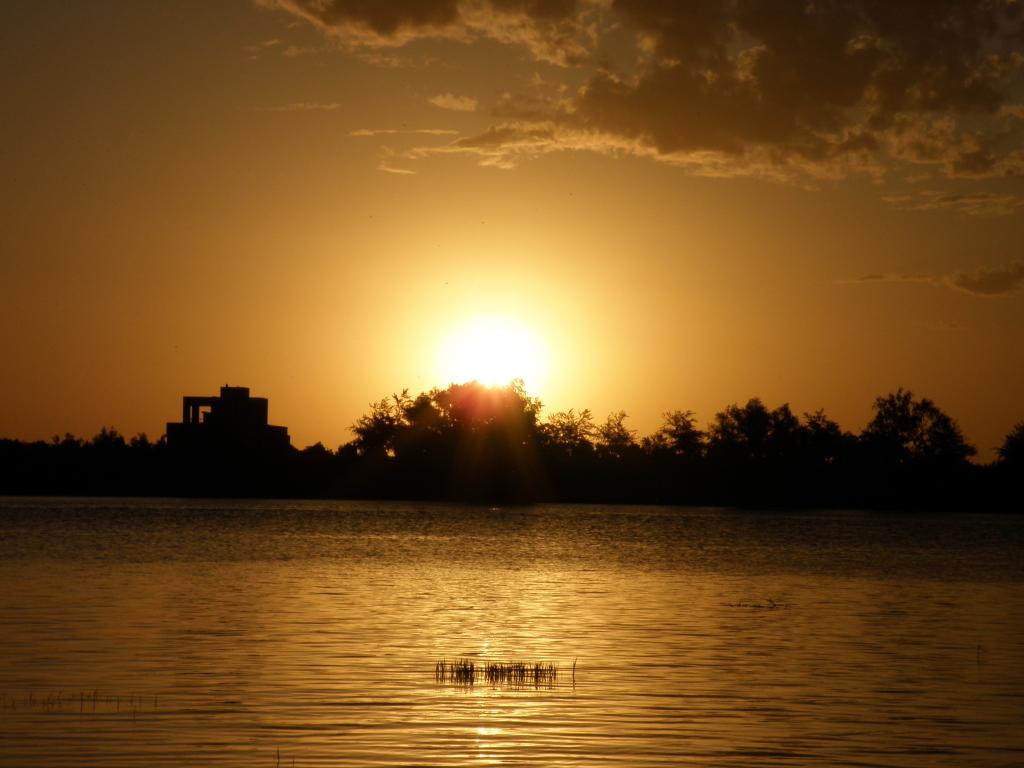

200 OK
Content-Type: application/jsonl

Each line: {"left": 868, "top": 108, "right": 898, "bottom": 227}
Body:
{"left": 166, "top": 386, "right": 290, "bottom": 456}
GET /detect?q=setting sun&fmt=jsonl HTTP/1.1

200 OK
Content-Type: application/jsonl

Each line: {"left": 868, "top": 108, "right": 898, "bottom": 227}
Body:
{"left": 437, "top": 315, "right": 549, "bottom": 391}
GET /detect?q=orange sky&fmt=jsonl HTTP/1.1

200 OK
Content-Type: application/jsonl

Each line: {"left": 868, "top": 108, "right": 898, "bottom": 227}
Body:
{"left": 1, "top": 1, "right": 1023, "bottom": 458}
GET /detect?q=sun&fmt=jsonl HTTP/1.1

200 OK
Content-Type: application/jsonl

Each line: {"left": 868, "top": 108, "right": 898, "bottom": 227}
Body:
{"left": 437, "top": 315, "right": 549, "bottom": 391}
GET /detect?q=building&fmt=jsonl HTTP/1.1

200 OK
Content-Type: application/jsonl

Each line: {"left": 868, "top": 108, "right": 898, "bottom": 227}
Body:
{"left": 166, "top": 386, "right": 290, "bottom": 455}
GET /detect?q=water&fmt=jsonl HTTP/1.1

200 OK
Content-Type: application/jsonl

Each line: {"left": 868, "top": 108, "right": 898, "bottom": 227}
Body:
{"left": 0, "top": 497, "right": 1022, "bottom": 767}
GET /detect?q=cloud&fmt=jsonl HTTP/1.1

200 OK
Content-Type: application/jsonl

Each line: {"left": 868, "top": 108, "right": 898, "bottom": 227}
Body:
{"left": 378, "top": 162, "right": 418, "bottom": 175}
{"left": 245, "top": 38, "right": 282, "bottom": 58}
{"left": 428, "top": 93, "right": 478, "bottom": 112}
{"left": 256, "top": 102, "right": 341, "bottom": 111}
{"left": 950, "top": 261, "right": 1024, "bottom": 295}
{"left": 281, "top": 44, "right": 322, "bottom": 57}
{"left": 350, "top": 128, "right": 459, "bottom": 136}
{"left": 846, "top": 272, "right": 940, "bottom": 287}
{"left": 255, "top": 0, "right": 461, "bottom": 43}
{"left": 570, "top": 2, "right": 1024, "bottom": 180}
{"left": 353, "top": 129, "right": 463, "bottom": 173}
{"left": 409, "top": 118, "right": 878, "bottom": 180}
{"left": 264, "top": 1, "right": 1024, "bottom": 180}
{"left": 883, "top": 190, "right": 1024, "bottom": 217}
{"left": 256, "top": 0, "right": 597, "bottom": 66}
{"left": 408, "top": 120, "right": 656, "bottom": 169}
{"left": 244, "top": 36, "right": 325, "bottom": 59}
{"left": 846, "top": 262, "right": 1024, "bottom": 297}
{"left": 456, "top": 0, "right": 599, "bottom": 66}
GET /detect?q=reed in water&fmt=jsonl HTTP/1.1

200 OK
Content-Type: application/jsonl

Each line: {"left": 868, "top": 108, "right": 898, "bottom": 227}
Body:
{"left": 435, "top": 659, "right": 559, "bottom": 687}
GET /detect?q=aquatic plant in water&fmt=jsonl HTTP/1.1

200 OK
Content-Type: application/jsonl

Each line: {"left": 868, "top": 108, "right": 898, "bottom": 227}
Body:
{"left": 435, "top": 658, "right": 560, "bottom": 688}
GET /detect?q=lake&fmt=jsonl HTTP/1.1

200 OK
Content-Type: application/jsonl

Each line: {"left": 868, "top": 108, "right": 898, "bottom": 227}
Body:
{"left": 0, "top": 497, "right": 1022, "bottom": 766}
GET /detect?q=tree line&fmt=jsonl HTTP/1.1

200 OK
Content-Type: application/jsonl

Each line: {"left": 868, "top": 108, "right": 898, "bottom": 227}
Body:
{"left": 1, "top": 381, "right": 1021, "bottom": 507}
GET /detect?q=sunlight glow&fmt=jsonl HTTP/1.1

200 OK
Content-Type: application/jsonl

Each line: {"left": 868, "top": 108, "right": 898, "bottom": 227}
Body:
{"left": 437, "top": 315, "right": 549, "bottom": 392}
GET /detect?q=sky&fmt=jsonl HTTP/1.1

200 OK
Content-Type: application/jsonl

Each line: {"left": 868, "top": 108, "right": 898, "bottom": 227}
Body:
{"left": 1, "top": 0, "right": 1023, "bottom": 457}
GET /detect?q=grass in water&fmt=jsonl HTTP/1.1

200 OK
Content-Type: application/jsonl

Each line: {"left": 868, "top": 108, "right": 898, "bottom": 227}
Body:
{"left": 435, "top": 658, "right": 559, "bottom": 688}
{"left": 0, "top": 689, "right": 159, "bottom": 716}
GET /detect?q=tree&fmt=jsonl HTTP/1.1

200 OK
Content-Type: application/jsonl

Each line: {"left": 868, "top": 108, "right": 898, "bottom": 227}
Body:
{"left": 426, "top": 380, "right": 543, "bottom": 502}
{"left": 706, "top": 398, "right": 801, "bottom": 464}
{"left": 51, "top": 433, "right": 83, "bottom": 449}
{"left": 707, "top": 399, "right": 769, "bottom": 463}
{"left": 997, "top": 422, "right": 1024, "bottom": 466}
{"left": 596, "top": 411, "right": 638, "bottom": 460}
{"left": 800, "top": 409, "right": 850, "bottom": 466}
{"left": 541, "top": 408, "right": 596, "bottom": 457}
{"left": 861, "top": 388, "right": 975, "bottom": 465}
{"left": 350, "top": 390, "right": 411, "bottom": 459}
{"left": 404, "top": 391, "right": 446, "bottom": 435}
{"left": 431, "top": 380, "right": 540, "bottom": 432}
{"left": 90, "top": 427, "right": 127, "bottom": 453}
{"left": 643, "top": 410, "right": 704, "bottom": 459}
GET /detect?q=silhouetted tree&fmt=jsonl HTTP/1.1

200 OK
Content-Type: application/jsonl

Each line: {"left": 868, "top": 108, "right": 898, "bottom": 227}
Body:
{"left": 706, "top": 399, "right": 802, "bottom": 465}
{"left": 90, "top": 427, "right": 126, "bottom": 451}
{"left": 643, "top": 410, "right": 704, "bottom": 459}
{"left": 704, "top": 399, "right": 812, "bottom": 504}
{"left": 428, "top": 380, "right": 543, "bottom": 501}
{"left": 287, "top": 441, "right": 337, "bottom": 497}
{"left": 997, "top": 422, "right": 1024, "bottom": 467}
{"left": 404, "top": 391, "right": 447, "bottom": 437}
{"left": 52, "top": 432, "right": 83, "bottom": 449}
{"left": 800, "top": 409, "right": 852, "bottom": 466}
{"left": 2, "top": 381, "right": 1017, "bottom": 508}
{"left": 342, "top": 380, "right": 545, "bottom": 501}
{"left": 861, "top": 388, "right": 976, "bottom": 466}
{"left": 994, "top": 421, "right": 1024, "bottom": 505}
{"left": 639, "top": 410, "right": 707, "bottom": 504}
{"left": 596, "top": 411, "right": 638, "bottom": 460}
{"left": 432, "top": 380, "right": 542, "bottom": 435}
{"left": 351, "top": 390, "right": 412, "bottom": 460}
{"left": 854, "top": 389, "right": 977, "bottom": 508}
{"left": 540, "top": 409, "right": 596, "bottom": 456}
{"left": 533, "top": 407, "right": 596, "bottom": 499}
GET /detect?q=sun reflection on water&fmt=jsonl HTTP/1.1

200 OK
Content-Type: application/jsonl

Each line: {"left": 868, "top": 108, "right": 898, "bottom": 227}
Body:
{"left": 1, "top": 500, "right": 1022, "bottom": 766}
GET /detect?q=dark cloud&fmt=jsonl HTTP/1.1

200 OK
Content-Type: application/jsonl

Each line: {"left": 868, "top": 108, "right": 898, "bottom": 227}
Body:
{"left": 883, "top": 189, "right": 1024, "bottom": 215}
{"left": 258, "top": 0, "right": 460, "bottom": 40}
{"left": 950, "top": 261, "right": 1024, "bottom": 294}
{"left": 265, "top": 0, "right": 1024, "bottom": 178}
{"left": 846, "top": 261, "right": 1024, "bottom": 296}
{"left": 350, "top": 128, "right": 459, "bottom": 136}
{"left": 256, "top": 101, "right": 341, "bottom": 111}
{"left": 573, "top": 0, "right": 1024, "bottom": 177}
{"left": 257, "top": 0, "right": 592, "bottom": 64}
{"left": 847, "top": 272, "right": 940, "bottom": 287}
